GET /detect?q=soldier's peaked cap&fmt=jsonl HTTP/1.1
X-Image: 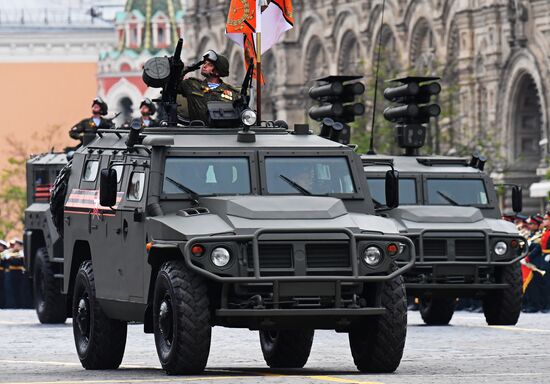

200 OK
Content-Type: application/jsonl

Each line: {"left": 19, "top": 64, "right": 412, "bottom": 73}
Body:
{"left": 530, "top": 215, "right": 543, "bottom": 224}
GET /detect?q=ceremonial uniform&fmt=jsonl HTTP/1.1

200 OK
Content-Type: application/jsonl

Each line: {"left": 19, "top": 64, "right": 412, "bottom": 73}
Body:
{"left": 70, "top": 98, "right": 113, "bottom": 146}
{"left": 523, "top": 216, "right": 550, "bottom": 312}
{"left": 69, "top": 117, "right": 114, "bottom": 145}
{"left": 177, "top": 78, "right": 238, "bottom": 123}
{"left": 140, "top": 117, "right": 159, "bottom": 128}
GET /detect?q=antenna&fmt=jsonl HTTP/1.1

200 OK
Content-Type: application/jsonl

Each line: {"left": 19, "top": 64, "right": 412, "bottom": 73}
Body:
{"left": 367, "top": 0, "right": 387, "bottom": 155}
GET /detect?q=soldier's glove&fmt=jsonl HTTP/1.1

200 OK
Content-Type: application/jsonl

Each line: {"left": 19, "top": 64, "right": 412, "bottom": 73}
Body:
{"left": 545, "top": 255, "right": 550, "bottom": 263}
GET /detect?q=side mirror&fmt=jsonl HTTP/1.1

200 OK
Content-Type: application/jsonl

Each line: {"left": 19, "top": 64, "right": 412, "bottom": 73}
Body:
{"left": 512, "top": 185, "right": 523, "bottom": 213}
{"left": 100, "top": 168, "right": 118, "bottom": 207}
{"left": 385, "top": 170, "right": 399, "bottom": 209}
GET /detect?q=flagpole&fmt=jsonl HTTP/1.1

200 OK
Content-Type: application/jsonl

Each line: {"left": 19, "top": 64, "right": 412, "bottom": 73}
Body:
{"left": 256, "top": 0, "right": 263, "bottom": 123}
{"left": 256, "top": 32, "right": 261, "bottom": 123}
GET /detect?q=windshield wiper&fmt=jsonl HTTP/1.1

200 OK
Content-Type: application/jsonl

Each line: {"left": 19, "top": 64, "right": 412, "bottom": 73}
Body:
{"left": 166, "top": 177, "right": 200, "bottom": 202}
{"left": 437, "top": 190, "right": 463, "bottom": 206}
{"left": 279, "top": 174, "right": 312, "bottom": 196}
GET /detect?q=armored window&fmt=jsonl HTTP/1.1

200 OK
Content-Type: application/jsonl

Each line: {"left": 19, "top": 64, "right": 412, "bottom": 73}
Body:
{"left": 426, "top": 179, "right": 488, "bottom": 206}
{"left": 265, "top": 157, "right": 356, "bottom": 195}
{"left": 82, "top": 160, "right": 99, "bottom": 182}
{"left": 112, "top": 165, "right": 124, "bottom": 183}
{"left": 162, "top": 157, "right": 251, "bottom": 196}
{"left": 128, "top": 172, "right": 145, "bottom": 201}
{"left": 367, "top": 178, "right": 417, "bottom": 205}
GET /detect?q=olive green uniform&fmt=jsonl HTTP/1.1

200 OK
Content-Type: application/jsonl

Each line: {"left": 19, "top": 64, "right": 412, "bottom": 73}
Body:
{"left": 177, "top": 78, "right": 238, "bottom": 123}
{"left": 69, "top": 117, "right": 114, "bottom": 146}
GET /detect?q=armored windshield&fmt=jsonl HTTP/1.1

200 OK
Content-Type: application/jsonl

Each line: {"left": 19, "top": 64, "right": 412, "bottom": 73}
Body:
{"left": 163, "top": 157, "right": 251, "bottom": 196}
{"left": 265, "top": 157, "right": 356, "bottom": 195}
{"left": 367, "top": 178, "right": 417, "bottom": 205}
{"left": 426, "top": 178, "right": 488, "bottom": 206}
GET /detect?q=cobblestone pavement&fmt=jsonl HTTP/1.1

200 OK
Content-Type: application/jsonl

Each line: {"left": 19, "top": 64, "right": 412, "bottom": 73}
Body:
{"left": 0, "top": 309, "right": 549, "bottom": 384}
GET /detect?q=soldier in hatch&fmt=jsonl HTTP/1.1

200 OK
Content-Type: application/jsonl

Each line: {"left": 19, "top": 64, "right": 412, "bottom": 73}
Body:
{"left": 138, "top": 98, "right": 159, "bottom": 127}
{"left": 69, "top": 97, "right": 114, "bottom": 146}
{"left": 177, "top": 50, "right": 238, "bottom": 123}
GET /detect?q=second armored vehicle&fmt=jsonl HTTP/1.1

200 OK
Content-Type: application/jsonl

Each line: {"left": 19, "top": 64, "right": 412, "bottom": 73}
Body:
{"left": 361, "top": 76, "right": 525, "bottom": 326}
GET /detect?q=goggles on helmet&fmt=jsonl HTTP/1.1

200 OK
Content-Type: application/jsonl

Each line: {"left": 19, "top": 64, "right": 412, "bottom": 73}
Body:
{"left": 203, "top": 50, "right": 218, "bottom": 62}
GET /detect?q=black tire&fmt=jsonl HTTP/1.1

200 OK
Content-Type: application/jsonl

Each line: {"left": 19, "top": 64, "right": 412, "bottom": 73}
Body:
{"left": 349, "top": 270, "right": 407, "bottom": 373}
{"left": 259, "top": 329, "right": 314, "bottom": 368}
{"left": 72, "top": 261, "right": 127, "bottom": 369}
{"left": 153, "top": 260, "right": 211, "bottom": 375}
{"left": 482, "top": 262, "right": 522, "bottom": 325}
{"left": 33, "top": 247, "right": 67, "bottom": 324}
{"left": 419, "top": 297, "right": 456, "bottom": 326}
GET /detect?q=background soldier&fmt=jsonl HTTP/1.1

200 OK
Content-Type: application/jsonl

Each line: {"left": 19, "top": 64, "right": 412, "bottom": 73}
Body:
{"left": 0, "top": 239, "right": 7, "bottom": 308}
{"left": 139, "top": 98, "right": 158, "bottom": 127}
{"left": 177, "top": 50, "right": 238, "bottom": 123}
{"left": 69, "top": 97, "right": 113, "bottom": 145}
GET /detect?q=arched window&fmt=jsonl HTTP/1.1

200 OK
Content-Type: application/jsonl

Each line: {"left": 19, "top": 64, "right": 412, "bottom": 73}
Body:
{"left": 410, "top": 19, "right": 436, "bottom": 75}
{"left": 513, "top": 74, "right": 542, "bottom": 167}
{"left": 118, "top": 97, "right": 134, "bottom": 122}
{"left": 338, "top": 31, "right": 361, "bottom": 74}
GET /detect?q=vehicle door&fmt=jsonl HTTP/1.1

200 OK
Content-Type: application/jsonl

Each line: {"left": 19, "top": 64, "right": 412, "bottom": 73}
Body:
{"left": 113, "top": 155, "right": 149, "bottom": 302}
{"left": 68, "top": 153, "right": 123, "bottom": 300}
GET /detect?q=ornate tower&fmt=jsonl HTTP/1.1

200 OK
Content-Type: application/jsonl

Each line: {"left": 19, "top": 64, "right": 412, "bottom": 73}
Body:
{"left": 97, "top": 0, "right": 184, "bottom": 121}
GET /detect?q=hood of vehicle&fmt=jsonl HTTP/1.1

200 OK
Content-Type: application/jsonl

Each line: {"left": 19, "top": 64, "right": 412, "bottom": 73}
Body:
{"left": 392, "top": 205, "right": 484, "bottom": 223}
{"left": 201, "top": 195, "right": 347, "bottom": 220}
{"left": 147, "top": 195, "right": 401, "bottom": 238}
{"left": 385, "top": 205, "right": 519, "bottom": 235}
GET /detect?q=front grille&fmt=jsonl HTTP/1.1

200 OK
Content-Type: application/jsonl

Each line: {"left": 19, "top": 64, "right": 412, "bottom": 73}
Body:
{"left": 247, "top": 243, "right": 293, "bottom": 269}
{"left": 424, "top": 239, "right": 447, "bottom": 256}
{"left": 455, "top": 239, "right": 486, "bottom": 261}
{"left": 409, "top": 237, "right": 447, "bottom": 262}
{"left": 306, "top": 243, "right": 350, "bottom": 268}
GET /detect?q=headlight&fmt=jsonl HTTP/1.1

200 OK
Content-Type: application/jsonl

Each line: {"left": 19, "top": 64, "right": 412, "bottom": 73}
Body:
{"left": 494, "top": 241, "right": 508, "bottom": 256}
{"left": 363, "top": 246, "right": 382, "bottom": 266}
{"left": 211, "top": 247, "right": 231, "bottom": 267}
{"left": 241, "top": 109, "right": 257, "bottom": 126}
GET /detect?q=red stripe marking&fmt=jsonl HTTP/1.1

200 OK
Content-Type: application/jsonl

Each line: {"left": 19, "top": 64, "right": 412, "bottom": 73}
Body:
{"left": 65, "top": 210, "right": 117, "bottom": 217}
{"left": 66, "top": 202, "right": 119, "bottom": 209}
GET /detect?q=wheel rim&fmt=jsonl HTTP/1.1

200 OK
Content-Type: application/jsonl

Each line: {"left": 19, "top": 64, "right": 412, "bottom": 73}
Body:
{"left": 158, "top": 295, "right": 173, "bottom": 347}
{"left": 75, "top": 294, "right": 90, "bottom": 345}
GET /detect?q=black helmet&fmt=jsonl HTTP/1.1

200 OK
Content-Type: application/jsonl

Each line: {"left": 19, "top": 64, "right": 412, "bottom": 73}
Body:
{"left": 214, "top": 54, "right": 230, "bottom": 77}
{"left": 139, "top": 98, "right": 156, "bottom": 115}
{"left": 203, "top": 50, "right": 229, "bottom": 77}
{"left": 92, "top": 97, "right": 108, "bottom": 116}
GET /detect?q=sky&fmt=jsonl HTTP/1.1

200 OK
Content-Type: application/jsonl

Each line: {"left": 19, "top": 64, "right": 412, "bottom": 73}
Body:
{"left": 0, "top": 0, "right": 125, "bottom": 26}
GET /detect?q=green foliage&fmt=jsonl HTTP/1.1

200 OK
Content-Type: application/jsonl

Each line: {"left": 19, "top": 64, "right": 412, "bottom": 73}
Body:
{"left": 351, "top": 47, "right": 401, "bottom": 155}
{"left": 0, "top": 156, "right": 26, "bottom": 239}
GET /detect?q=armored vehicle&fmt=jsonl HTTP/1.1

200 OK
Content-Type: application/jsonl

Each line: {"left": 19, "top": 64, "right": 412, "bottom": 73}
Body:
{"left": 24, "top": 152, "right": 69, "bottom": 323}
{"left": 58, "top": 124, "right": 415, "bottom": 374}
{"left": 360, "top": 76, "right": 525, "bottom": 326}
{"left": 363, "top": 154, "right": 525, "bottom": 326}
{"left": 23, "top": 127, "right": 417, "bottom": 373}
{"left": 26, "top": 41, "right": 416, "bottom": 374}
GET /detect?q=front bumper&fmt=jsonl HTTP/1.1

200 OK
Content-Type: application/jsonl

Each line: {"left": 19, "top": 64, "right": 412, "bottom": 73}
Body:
{"left": 397, "top": 229, "right": 525, "bottom": 293}
{"left": 182, "top": 227, "right": 415, "bottom": 283}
